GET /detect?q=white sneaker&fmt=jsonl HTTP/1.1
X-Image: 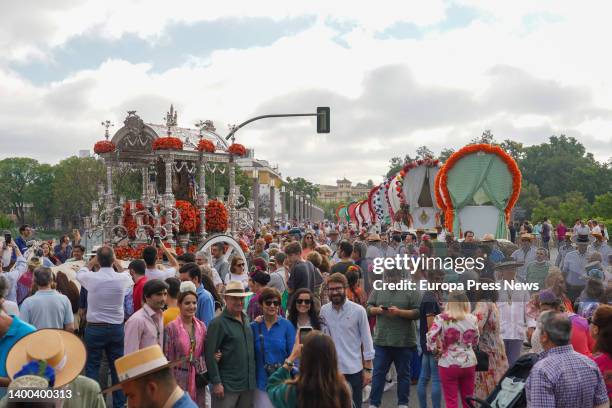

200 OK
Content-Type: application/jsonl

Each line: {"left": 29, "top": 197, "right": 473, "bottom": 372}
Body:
{"left": 362, "top": 384, "right": 371, "bottom": 403}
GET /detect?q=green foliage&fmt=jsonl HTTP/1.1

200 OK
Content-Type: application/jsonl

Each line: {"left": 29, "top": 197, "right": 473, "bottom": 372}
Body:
{"left": 0, "top": 214, "right": 14, "bottom": 230}
{"left": 592, "top": 192, "right": 612, "bottom": 219}
{"left": 439, "top": 148, "right": 455, "bottom": 162}
{"left": 0, "top": 157, "right": 49, "bottom": 224}
{"left": 284, "top": 177, "right": 319, "bottom": 200}
{"left": 517, "top": 181, "right": 541, "bottom": 219}
{"left": 52, "top": 156, "right": 105, "bottom": 226}
{"left": 319, "top": 201, "right": 344, "bottom": 220}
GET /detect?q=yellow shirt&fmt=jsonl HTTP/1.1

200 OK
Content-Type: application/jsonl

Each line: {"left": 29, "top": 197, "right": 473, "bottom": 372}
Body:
{"left": 163, "top": 307, "right": 180, "bottom": 326}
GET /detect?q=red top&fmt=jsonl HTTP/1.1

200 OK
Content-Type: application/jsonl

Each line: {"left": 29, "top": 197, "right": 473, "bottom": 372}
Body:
{"left": 133, "top": 275, "right": 148, "bottom": 312}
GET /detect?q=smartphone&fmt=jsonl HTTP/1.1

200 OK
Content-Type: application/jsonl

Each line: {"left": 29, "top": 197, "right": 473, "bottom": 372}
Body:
{"left": 153, "top": 236, "right": 161, "bottom": 247}
{"left": 3, "top": 233, "right": 11, "bottom": 245}
{"left": 299, "top": 326, "right": 313, "bottom": 343}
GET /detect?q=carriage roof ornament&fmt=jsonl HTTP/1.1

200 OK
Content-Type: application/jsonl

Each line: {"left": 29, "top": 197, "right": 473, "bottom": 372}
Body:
{"left": 101, "top": 120, "right": 114, "bottom": 140}
{"left": 164, "top": 105, "right": 178, "bottom": 137}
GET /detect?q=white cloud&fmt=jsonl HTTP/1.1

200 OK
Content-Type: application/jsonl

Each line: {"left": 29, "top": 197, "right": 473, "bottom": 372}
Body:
{"left": 1, "top": 1, "right": 611, "bottom": 186}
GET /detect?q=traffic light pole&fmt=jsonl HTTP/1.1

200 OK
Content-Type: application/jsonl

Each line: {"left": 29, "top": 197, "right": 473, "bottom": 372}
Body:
{"left": 225, "top": 108, "right": 329, "bottom": 140}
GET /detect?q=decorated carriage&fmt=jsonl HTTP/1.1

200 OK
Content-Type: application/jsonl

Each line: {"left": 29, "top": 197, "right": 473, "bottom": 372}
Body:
{"left": 84, "top": 106, "right": 253, "bottom": 263}
{"left": 435, "top": 143, "right": 521, "bottom": 239}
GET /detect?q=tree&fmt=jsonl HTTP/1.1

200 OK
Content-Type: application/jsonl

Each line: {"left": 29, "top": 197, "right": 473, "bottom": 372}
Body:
{"left": 470, "top": 129, "right": 496, "bottom": 145}
{"left": 52, "top": 156, "right": 105, "bottom": 227}
{"left": 592, "top": 192, "right": 612, "bottom": 219}
{"left": 28, "top": 164, "right": 55, "bottom": 227}
{"left": 439, "top": 148, "right": 455, "bottom": 162}
{"left": 499, "top": 139, "right": 525, "bottom": 162}
{"left": 367, "top": 179, "right": 374, "bottom": 188}
{"left": 516, "top": 180, "right": 541, "bottom": 220}
{"left": 385, "top": 154, "right": 413, "bottom": 178}
{"left": 0, "top": 158, "right": 44, "bottom": 224}
{"left": 284, "top": 177, "right": 319, "bottom": 199}
{"left": 415, "top": 146, "right": 434, "bottom": 159}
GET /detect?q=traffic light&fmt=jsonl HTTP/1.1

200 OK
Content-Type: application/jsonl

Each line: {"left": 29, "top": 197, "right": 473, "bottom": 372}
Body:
{"left": 317, "top": 107, "right": 330, "bottom": 133}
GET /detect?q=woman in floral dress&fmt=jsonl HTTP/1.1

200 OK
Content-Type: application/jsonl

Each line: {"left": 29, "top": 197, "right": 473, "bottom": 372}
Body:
{"left": 473, "top": 280, "right": 509, "bottom": 400}
{"left": 426, "top": 291, "right": 479, "bottom": 408}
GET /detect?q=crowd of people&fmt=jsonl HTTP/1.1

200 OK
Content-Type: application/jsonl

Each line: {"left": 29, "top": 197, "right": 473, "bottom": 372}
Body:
{"left": 0, "top": 218, "right": 610, "bottom": 408}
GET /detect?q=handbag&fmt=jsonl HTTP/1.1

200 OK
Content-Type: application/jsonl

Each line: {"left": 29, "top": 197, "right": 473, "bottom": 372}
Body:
{"left": 474, "top": 307, "right": 491, "bottom": 372}
{"left": 259, "top": 323, "right": 283, "bottom": 376}
{"left": 188, "top": 324, "right": 208, "bottom": 388}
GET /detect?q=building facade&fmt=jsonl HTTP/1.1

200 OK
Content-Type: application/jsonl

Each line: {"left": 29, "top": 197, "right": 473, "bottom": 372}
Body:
{"left": 317, "top": 178, "right": 370, "bottom": 203}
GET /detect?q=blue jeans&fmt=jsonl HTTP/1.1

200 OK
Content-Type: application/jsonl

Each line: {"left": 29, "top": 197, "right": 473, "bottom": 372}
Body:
{"left": 370, "top": 345, "right": 412, "bottom": 407}
{"left": 84, "top": 324, "right": 126, "bottom": 408}
{"left": 417, "top": 352, "right": 441, "bottom": 408}
{"left": 344, "top": 371, "right": 363, "bottom": 408}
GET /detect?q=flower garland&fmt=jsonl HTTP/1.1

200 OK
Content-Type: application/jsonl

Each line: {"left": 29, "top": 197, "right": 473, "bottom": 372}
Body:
{"left": 396, "top": 158, "right": 441, "bottom": 205}
{"left": 437, "top": 143, "right": 521, "bottom": 232}
{"left": 197, "top": 139, "right": 216, "bottom": 153}
{"left": 175, "top": 200, "right": 198, "bottom": 233}
{"left": 94, "top": 140, "right": 116, "bottom": 154}
{"left": 152, "top": 136, "right": 183, "bottom": 151}
{"left": 123, "top": 202, "right": 150, "bottom": 239}
{"left": 205, "top": 200, "right": 229, "bottom": 233}
{"left": 383, "top": 179, "right": 395, "bottom": 219}
{"left": 228, "top": 143, "right": 247, "bottom": 156}
{"left": 367, "top": 186, "right": 379, "bottom": 223}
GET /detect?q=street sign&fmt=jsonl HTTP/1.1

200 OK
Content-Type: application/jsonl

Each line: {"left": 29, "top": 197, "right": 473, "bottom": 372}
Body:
{"left": 317, "top": 107, "right": 330, "bottom": 133}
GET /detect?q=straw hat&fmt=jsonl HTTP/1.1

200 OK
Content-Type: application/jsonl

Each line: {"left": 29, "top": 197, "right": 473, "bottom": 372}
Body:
{"left": 366, "top": 233, "right": 382, "bottom": 242}
{"left": 481, "top": 233, "right": 496, "bottom": 242}
{"left": 103, "top": 345, "right": 183, "bottom": 393}
{"left": 494, "top": 257, "right": 523, "bottom": 270}
{"left": 5, "top": 329, "right": 86, "bottom": 388}
{"left": 224, "top": 280, "right": 253, "bottom": 297}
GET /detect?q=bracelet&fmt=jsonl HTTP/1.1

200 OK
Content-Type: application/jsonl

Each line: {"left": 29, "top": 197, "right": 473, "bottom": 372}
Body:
{"left": 363, "top": 367, "right": 372, "bottom": 372}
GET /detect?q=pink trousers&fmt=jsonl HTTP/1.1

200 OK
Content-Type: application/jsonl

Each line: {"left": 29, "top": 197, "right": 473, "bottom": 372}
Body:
{"left": 438, "top": 365, "right": 476, "bottom": 408}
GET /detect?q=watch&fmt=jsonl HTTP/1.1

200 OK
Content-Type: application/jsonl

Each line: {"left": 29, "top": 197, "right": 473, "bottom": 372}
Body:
{"left": 364, "top": 367, "right": 373, "bottom": 372}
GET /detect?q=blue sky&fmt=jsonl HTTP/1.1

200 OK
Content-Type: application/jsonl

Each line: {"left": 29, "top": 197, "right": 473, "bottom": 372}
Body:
{"left": 1, "top": 0, "right": 610, "bottom": 184}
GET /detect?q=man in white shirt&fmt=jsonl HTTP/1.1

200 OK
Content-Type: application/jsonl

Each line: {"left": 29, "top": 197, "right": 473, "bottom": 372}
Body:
{"left": 142, "top": 245, "right": 178, "bottom": 281}
{"left": 511, "top": 234, "right": 537, "bottom": 281}
{"left": 1, "top": 243, "right": 28, "bottom": 302}
{"left": 320, "top": 273, "right": 374, "bottom": 408}
{"left": 20, "top": 266, "right": 74, "bottom": 331}
{"left": 77, "top": 246, "right": 132, "bottom": 408}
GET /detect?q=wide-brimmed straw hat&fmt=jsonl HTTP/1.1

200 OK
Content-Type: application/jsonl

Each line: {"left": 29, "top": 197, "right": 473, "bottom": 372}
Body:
{"left": 494, "top": 258, "right": 522, "bottom": 270}
{"left": 481, "top": 233, "right": 496, "bottom": 242}
{"left": 103, "top": 345, "right": 183, "bottom": 393}
{"left": 224, "top": 280, "right": 253, "bottom": 297}
{"left": 366, "top": 233, "right": 381, "bottom": 242}
{"left": 5, "top": 329, "right": 86, "bottom": 388}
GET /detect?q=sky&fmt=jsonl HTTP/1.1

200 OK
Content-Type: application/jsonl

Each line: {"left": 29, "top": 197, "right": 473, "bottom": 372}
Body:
{"left": 1, "top": 0, "right": 611, "bottom": 185}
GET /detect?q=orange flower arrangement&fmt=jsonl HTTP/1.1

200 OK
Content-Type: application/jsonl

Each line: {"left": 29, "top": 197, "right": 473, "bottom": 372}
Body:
{"left": 175, "top": 200, "right": 198, "bottom": 233}
{"left": 436, "top": 143, "right": 521, "bottom": 232}
{"left": 94, "top": 140, "right": 116, "bottom": 154}
{"left": 205, "top": 200, "right": 229, "bottom": 233}
{"left": 197, "top": 139, "right": 216, "bottom": 153}
{"left": 228, "top": 143, "right": 247, "bottom": 156}
{"left": 153, "top": 136, "right": 183, "bottom": 151}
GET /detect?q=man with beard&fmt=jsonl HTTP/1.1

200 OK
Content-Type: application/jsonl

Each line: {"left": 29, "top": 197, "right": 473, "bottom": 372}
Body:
{"left": 124, "top": 279, "right": 168, "bottom": 354}
{"left": 320, "top": 273, "right": 374, "bottom": 408}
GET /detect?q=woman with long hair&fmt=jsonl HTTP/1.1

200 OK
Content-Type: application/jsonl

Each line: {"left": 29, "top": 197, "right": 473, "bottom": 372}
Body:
{"left": 287, "top": 288, "right": 322, "bottom": 330}
{"left": 267, "top": 331, "right": 352, "bottom": 408}
{"left": 164, "top": 289, "right": 207, "bottom": 406}
{"left": 251, "top": 288, "right": 295, "bottom": 408}
{"left": 426, "top": 291, "right": 479, "bottom": 408}
{"left": 225, "top": 256, "right": 249, "bottom": 289}
{"left": 345, "top": 267, "right": 366, "bottom": 307}
{"left": 200, "top": 273, "right": 223, "bottom": 315}
{"left": 301, "top": 232, "right": 317, "bottom": 259}
{"left": 590, "top": 304, "right": 612, "bottom": 400}
{"left": 40, "top": 242, "right": 60, "bottom": 267}
{"left": 473, "top": 278, "right": 508, "bottom": 400}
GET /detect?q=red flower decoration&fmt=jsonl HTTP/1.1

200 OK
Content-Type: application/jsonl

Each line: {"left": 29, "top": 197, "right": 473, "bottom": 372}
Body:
{"left": 205, "top": 200, "right": 229, "bottom": 233}
{"left": 153, "top": 136, "right": 183, "bottom": 151}
{"left": 175, "top": 200, "right": 198, "bottom": 233}
{"left": 197, "top": 139, "right": 216, "bottom": 153}
{"left": 94, "top": 140, "right": 116, "bottom": 154}
{"left": 228, "top": 143, "right": 247, "bottom": 156}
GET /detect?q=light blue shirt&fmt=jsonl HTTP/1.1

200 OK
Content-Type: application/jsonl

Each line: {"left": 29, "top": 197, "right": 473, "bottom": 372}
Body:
{"left": 320, "top": 299, "right": 375, "bottom": 375}
{"left": 19, "top": 289, "right": 74, "bottom": 329}
{"left": 250, "top": 317, "right": 295, "bottom": 390}
{"left": 196, "top": 285, "right": 215, "bottom": 327}
{"left": 0, "top": 316, "right": 35, "bottom": 377}
{"left": 562, "top": 249, "right": 590, "bottom": 286}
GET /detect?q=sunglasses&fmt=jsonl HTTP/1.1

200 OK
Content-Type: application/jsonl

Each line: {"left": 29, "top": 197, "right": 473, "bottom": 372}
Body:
{"left": 237, "top": 263, "right": 245, "bottom": 267}
{"left": 296, "top": 299, "right": 311, "bottom": 305}
{"left": 264, "top": 300, "right": 281, "bottom": 307}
